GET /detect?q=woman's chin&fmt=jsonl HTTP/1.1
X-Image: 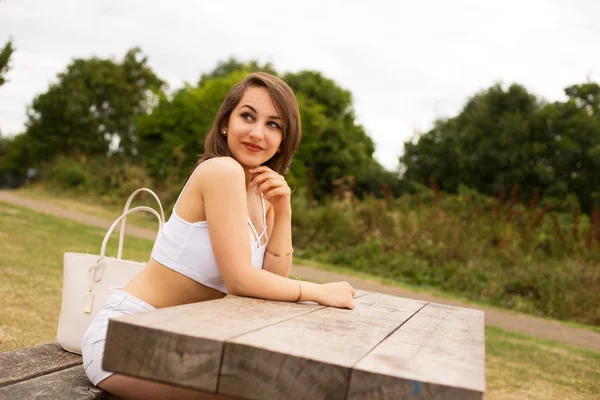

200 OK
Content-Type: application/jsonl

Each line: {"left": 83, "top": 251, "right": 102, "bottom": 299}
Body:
{"left": 232, "top": 151, "right": 269, "bottom": 168}
{"left": 233, "top": 155, "right": 266, "bottom": 169}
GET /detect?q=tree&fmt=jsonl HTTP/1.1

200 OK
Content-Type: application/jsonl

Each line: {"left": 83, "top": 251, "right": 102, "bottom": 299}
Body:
{"left": 285, "top": 71, "right": 354, "bottom": 120}
{"left": 565, "top": 81, "right": 600, "bottom": 118}
{"left": 23, "top": 48, "right": 165, "bottom": 163}
{"left": 0, "top": 38, "right": 15, "bottom": 87}
{"left": 137, "top": 60, "right": 387, "bottom": 199}
{"left": 531, "top": 92, "right": 600, "bottom": 212}
{"left": 198, "top": 58, "right": 276, "bottom": 86}
{"left": 283, "top": 71, "right": 381, "bottom": 198}
{"left": 400, "top": 82, "right": 600, "bottom": 213}
{"left": 136, "top": 70, "right": 248, "bottom": 181}
{"left": 0, "top": 133, "right": 37, "bottom": 175}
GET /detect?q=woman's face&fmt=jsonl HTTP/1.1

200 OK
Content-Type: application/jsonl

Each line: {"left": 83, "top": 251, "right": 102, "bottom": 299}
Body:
{"left": 225, "top": 86, "right": 283, "bottom": 169}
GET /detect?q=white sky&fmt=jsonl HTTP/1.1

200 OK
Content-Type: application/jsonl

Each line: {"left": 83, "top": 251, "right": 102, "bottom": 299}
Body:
{"left": 1, "top": 0, "right": 599, "bottom": 170}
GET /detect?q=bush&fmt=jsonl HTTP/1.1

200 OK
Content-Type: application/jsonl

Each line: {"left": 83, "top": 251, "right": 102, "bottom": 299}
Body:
{"left": 46, "top": 159, "right": 90, "bottom": 189}
{"left": 291, "top": 186, "right": 600, "bottom": 326}
{"left": 40, "top": 156, "right": 161, "bottom": 204}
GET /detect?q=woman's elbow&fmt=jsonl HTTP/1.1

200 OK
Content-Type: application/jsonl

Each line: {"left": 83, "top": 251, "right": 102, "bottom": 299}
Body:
{"left": 223, "top": 272, "right": 251, "bottom": 297}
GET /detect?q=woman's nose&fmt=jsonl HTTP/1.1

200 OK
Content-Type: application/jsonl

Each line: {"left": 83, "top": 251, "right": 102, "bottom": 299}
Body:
{"left": 249, "top": 124, "right": 265, "bottom": 139}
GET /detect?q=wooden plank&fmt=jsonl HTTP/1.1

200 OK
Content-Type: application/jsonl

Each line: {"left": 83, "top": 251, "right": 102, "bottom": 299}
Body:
{"left": 218, "top": 293, "right": 428, "bottom": 400}
{"left": 348, "top": 302, "right": 485, "bottom": 400}
{"left": 0, "top": 343, "right": 82, "bottom": 388}
{"left": 102, "top": 296, "right": 326, "bottom": 392}
{"left": 0, "top": 365, "right": 115, "bottom": 400}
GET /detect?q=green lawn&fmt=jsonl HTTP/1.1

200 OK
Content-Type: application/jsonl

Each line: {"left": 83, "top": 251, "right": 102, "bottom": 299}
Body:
{"left": 0, "top": 201, "right": 156, "bottom": 352}
{"left": 1, "top": 200, "right": 599, "bottom": 399}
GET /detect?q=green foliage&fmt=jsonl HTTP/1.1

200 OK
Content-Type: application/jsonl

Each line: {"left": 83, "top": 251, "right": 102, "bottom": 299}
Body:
{"left": 136, "top": 71, "right": 248, "bottom": 182}
{"left": 0, "top": 133, "right": 37, "bottom": 175}
{"left": 198, "top": 58, "right": 276, "bottom": 86}
{"left": 46, "top": 160, "right": 90, "bottom": 188}
{"left": 287, "top": 79, "right": 378, "bottom": 198}
{"left": 23, "top": 48, "right": 166, "bottom": 164}
{"left": 5, "top": 54, "right": 394, "bottom": 200}
{"left": 0, "top": 38, "right": 15, "bottom": 87}
{"left": 401, "top": 81, "right": 600, "bottom": 214}
{"left": 137, "top": 59, "right": 387, "bottom": 200}
{"left": 293, "top": 186, "right": 600, "bottom": 325}
{"left": 284, "top": 70, "right": 354, "bottom": 119}
{"left": 565, "top": 81, "right": 600, "bottom": 117}
{"left": 40, "top": 156, "right": 153, "bottom": 202}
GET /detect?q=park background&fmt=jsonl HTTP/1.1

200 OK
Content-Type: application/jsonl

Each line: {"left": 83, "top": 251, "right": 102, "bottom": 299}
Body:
{"left": 1, "top": 1, "right": 599, "bottom": 399}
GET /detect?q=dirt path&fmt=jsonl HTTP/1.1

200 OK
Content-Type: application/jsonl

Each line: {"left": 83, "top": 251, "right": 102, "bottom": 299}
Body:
{"left": 2, "top": 190, "right": 599, "bottom": 352}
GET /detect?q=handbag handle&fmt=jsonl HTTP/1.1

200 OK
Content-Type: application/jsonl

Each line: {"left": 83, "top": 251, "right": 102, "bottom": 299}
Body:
{"left": 101, "top": 206, "right": 162, "bottom": 262}
{"left": 88, "top": 206, "right": 163, "bottom": 295}
{"left": 117, "top": 188, "right": 165, "bottom": 259}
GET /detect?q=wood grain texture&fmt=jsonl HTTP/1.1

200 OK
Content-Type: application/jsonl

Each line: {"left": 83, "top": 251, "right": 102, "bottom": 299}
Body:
{"left": 0, "top": 365, "right": 116, "bottom": 400}
{"left": 0, "top": 343, "right": 82, "bottom": 388}
{"left": 218, "top": 293, "right": 427, "bottom": 400}
{"left": 348, "top": 302, "right": 485, "bottom": 400}
{"left": 102, "top": 296, "right": 325, "bottom": 392}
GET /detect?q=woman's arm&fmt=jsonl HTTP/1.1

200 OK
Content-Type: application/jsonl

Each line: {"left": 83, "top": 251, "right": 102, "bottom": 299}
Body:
{"left": 261, "top": 204, "right": 293, "bottom": 277}
{"left": 199, "top": 157, "right": 354, "bottom": 308}
{"left": 248, "top": 165, "right": 295, "bottom": 277}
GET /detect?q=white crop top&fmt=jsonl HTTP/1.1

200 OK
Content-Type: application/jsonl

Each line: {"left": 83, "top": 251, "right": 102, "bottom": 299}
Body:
{"left": 151, "top": 160, "right": 268, "bottom": 293}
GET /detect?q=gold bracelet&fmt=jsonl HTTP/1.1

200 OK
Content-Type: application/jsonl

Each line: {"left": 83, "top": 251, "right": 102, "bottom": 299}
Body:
{"left": 295, "top": 283, "right": 303, "bottom": 302}
{"left": 266, "top": 247, "right": 294, "bottom": 257}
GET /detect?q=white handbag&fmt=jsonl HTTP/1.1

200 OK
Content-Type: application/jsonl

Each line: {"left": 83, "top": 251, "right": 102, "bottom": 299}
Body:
{"left": 56, "top": 189, "right": 165, "bottom": 354}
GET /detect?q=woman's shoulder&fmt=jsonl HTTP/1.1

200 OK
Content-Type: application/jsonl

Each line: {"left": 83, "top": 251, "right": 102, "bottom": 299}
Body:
{"left": 192, "top": 157, "right": 245, "bottom": 187}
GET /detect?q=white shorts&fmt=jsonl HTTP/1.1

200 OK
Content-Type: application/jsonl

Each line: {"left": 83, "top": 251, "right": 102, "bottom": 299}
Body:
{"left": 81, "top": 288, "right": 155, "bottom": 386}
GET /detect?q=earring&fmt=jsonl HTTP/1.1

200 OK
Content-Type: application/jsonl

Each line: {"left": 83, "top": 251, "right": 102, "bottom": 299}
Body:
{"left": 221, "top": 129, "right": 227, "bottom": 136}
{"left": 276, "top": 148, "right": 281, "bottom": 153}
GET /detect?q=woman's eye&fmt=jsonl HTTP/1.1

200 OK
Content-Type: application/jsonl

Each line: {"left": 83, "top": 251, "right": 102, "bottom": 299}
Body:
{"left": 242, "top": 113, "right": 254, "bottom": 121}
{"left": 269, "top": 122, "right": 281, "bottom": 130}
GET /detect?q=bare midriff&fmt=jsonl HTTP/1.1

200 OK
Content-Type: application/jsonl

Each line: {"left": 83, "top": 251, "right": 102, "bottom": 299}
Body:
{"left": 123, "top": 258, "right": 226, "bottom": 309}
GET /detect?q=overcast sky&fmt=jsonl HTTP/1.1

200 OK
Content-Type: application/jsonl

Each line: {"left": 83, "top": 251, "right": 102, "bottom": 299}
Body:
{"left": 1, "top": 0, "right": 599, "bottom": 170}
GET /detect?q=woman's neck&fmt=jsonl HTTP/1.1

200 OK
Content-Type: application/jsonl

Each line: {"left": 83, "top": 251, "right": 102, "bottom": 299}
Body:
{"left": 243, "top": 167, "right": 253, "bottom": 189}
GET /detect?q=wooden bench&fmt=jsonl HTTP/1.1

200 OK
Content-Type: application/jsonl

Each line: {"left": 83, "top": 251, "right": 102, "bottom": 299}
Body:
{"left": 102, "top": 291, "right": 486, "bottom": 399}
{"left": 0, "top": 343, "right": 116, "bottom": 399}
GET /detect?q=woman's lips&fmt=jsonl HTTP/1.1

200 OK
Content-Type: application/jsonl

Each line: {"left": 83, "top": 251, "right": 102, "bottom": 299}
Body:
{"left": 243, "top": 143, "right": 263, "bottom": 152}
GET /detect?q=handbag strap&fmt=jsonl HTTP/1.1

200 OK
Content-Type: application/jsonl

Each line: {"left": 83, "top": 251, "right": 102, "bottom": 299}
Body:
{"left": 117, "top": 188, "right": 165, "bottom": 259}
{"left": 101, "top": 206, "right": 162, "bottom": 261}
{"left": 88, "top": 206, "right": 163, "bottom": 293}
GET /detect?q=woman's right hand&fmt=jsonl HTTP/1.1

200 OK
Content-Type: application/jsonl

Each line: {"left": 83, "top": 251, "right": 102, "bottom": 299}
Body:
{"left": 317, "top": 282, "right": 356, "bottom": 309}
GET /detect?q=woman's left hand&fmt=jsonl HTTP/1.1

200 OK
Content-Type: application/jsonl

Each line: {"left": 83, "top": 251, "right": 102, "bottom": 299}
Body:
{"left": 249, "top": 166, "right": 291, "bottom": 213}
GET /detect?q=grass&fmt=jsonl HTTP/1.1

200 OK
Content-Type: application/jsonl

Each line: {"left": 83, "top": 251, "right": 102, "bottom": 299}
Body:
{"left": 0, "top": 201, "right": 157, "bottom": 352}
{"left": 485, "top": 325, "right": 600, "bottom": 399}
{"left": 16, "top": 185, "right": 162, "bottom": 230}
{"left": 1, "top": 200, "right": 599, "bottom": 399}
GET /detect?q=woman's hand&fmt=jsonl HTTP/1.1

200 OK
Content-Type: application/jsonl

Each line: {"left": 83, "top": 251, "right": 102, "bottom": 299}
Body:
{"left": 317, "top": 282, "right": 356, "bottom": 309}
{"left": 249, "top": 166, "right": 291, "bottom": 213}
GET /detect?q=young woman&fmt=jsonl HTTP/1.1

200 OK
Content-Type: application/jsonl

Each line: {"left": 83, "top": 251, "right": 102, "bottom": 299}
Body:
{"left": 82, "top": 72, "right": 356, "bottom": 400}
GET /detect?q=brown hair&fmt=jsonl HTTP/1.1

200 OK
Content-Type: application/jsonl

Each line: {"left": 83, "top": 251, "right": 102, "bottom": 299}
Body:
{"left": 199, "top": 72, "right": 301, "bottom": 173}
